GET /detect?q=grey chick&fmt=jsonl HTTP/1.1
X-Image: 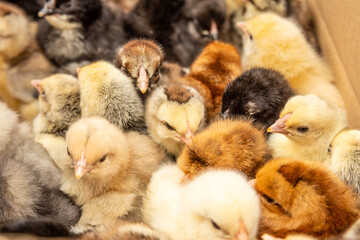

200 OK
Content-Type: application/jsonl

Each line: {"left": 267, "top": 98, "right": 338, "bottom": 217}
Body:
{"left": 77, "top": 61, "right": 147, "bottom": 134}
{"left": 0, "top": 101, "right": 81, "bottom": 227}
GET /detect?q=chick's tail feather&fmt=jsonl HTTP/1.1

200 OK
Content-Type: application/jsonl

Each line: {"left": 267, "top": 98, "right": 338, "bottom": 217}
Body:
{"left": 0, "top": 220, "right": 76, "bottom": 237}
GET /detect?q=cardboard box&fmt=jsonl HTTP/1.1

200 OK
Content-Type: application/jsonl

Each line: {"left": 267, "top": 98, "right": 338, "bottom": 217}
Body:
{"left": 307, "top": 0, "right": 360, "bottom": 128}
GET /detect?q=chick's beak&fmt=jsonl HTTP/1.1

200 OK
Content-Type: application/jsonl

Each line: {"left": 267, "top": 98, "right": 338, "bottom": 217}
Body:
{"left": 267, "top": 113, "right": 292, "bottom": 134}
{"left": 179, "top": 126, "right": 194, "bottom": 145}
{"left": 221, "top": 109, "right": 229, "bottom": 119}
{"left": 38, "top": 0, "right": 56, "bottom": 18}
{"left": 180, "top": 173, "right": 191, "bottom": 185}
{"left": 236, "top": 21, "right": 248, "bottom": 35}
{"left": 75, "top": 152, "right": 90, "bottom": 179}
{"left": 210, "top": 20, "right": 218, "bottom": 40}
{"left": 31, "top": 80, "right": 42, "bottom": 94}
{"left": 235, "top": 221, "right": 248, "bottom": 240}
{"left": 137, "top": 66, "right": 149, "bottom": 94}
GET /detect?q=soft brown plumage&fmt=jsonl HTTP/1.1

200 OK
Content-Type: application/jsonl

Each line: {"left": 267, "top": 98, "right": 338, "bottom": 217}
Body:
{"left": 254, "top": 158, "right": 359, "bottom": 239}
{"left": 63, "top": 117, "right": 164, "bottom": 233}
{"left": 179, "top": 41, "right": 242, "bottom": 120}
{"left": 177, "top": 118, "right": 269, "bottom": 181}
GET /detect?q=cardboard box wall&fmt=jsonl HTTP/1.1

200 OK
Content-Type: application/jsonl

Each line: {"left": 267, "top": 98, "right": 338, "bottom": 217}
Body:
{"left": 307, "top": 0, "right": 360, "bottom": 128}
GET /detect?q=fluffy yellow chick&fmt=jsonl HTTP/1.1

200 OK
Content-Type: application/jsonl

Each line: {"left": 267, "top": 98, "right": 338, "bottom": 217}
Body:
{"left": 238, "top": 13, "right": 344, "bottom": 108}
{"left": 145, "top": 83, "right": 206, "bottom": 158}
{"left": 64, "top": 117, "right": 164, "bottom": 233}
{"left": 327, "top": 130, "right": 360, "bottom": 203}
{"left": 267, "top": 94, "right": 347, "bottom": 163}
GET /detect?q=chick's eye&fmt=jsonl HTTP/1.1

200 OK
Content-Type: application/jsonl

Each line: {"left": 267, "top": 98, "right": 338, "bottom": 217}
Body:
{"left": 249, "top": 34, "right": 253, "bottom": 40}
{"left": 66, "top": 147, "right": 70, "bottom": 156}
{"left": 99, "top": 154, "right": 107, "bottom": 163}
{"left": 297, "top": 126, "right": 309, "bottom": 133}
{"left": 162, "top": 121, "right": 176, "bottom": 131}
{"left": 263, "top": 194, "right": 275, "bottom": 205}
{"left": 122, "top": 66, "right": 130, "bottom": 76}
{"left": 211, "top": 220, "right": 221, "bottom": 230}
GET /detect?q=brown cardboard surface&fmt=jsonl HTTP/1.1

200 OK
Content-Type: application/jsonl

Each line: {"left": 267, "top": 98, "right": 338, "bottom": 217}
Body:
{"left": 307, "top": 0, "right": 360, "bottom": 128}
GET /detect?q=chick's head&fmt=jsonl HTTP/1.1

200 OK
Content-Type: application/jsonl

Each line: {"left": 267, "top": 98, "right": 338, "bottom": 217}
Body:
{"left": 146, "top": 84, "right": 206, "bottom": 156}
{"left": 177, "top": 119, "right": 268, "bottom": 180}
{"left": 267, "top": 94, "right": 347, "bottom": 144}
{"left": 181, "top": 170, "right": 260, "bottom": 240}
{"left": 329, "top": 130, "right": 360, "bottom": 165}
{"left": 254, "top": 158, "right": 359, "bottom": 238}
{"left": 0, "top": 2, "right": 33, "bottom": 60}
{"left": 66, "top": 117, "right": 130, "bottom": 180}
{"left": 115, "top": 39, "right": 163, "bottom": 94}
{"left": 32, "top": 74, "right": 80, "bottom": 123}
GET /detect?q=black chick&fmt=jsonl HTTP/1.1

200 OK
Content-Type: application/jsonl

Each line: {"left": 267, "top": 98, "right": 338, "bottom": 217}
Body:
{"left": 221, "top": 67, "right": 294, "bottom": 129}
{"left": 171, "top": 0, "right": 227, "bottom": 66}
{"left": 37, "top": 0, "right": 125, "bottom": 75}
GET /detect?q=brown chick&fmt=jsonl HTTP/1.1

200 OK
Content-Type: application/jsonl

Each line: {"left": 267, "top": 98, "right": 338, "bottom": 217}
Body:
{"left": 145, "top": 83, "right": 206, "bottom": 159}
{"left": 254, "top": 158, "right": 359, "bottom": 239}
{"left": 177, "top": 118, "right": 270, "bottom": 181}
{"left": 79, "top": 220, "right": 165, "bottom": 240}
{"left": 115, "top": 39, "right": 163, "bottom": 98}
{"left": 267, "top": 94, "right": 347, "bottom": 163}
{"left": 0, "top": 2, "right": 55, "bottom": 120}
{"left": 32, "top": 73, "right": 81, "bottom": 170}
{"left": 238, "top": 13, "right": 344, "bottom": 108}
{"left": 77, "top": 61, "right": 146, "bottom": 134}
{"left": 64, "top": 117, "right": 164, "bottom": 233}
{"left": 180, "top": 41, "right": 242, "bottom": 120}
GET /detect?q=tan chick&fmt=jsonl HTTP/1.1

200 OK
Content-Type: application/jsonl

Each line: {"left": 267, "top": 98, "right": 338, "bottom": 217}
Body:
{"left": 254, "top": 158, "right": 359, "bottom": 239}
{"left": 63, "top": 117, "right": 164, "bottom": 233}
{"left": 238, "top": 13, "right": 344, "bottom": 108}
{"left": 327, "top": 130, "right": 360, "bottom": 203}
{"left": 180, "top": 41, "right": 242, "bottom": 120}
{"left": 77, "top": 61, "right": 146, "bottom": 134}
{"left": 267, "top": 94, "right": 347, "bottom": 163}
{"left": 177, "top": 118, "right": 269, "bottom": 181}
{"left": 146, "top": 83, "right": 206, "bottom": 158}
{"left": 115, "top": 39, "right": 164, "bottom": 98}
{"left": 32, "top": 74, "right": 81, "bottom": 170}
{"left": 0, "top": 2, "right": 55, "bottom": 120}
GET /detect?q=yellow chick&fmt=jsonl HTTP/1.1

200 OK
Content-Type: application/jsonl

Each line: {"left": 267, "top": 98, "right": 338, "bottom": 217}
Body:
{"left": 64, "top": 117, "right": 164, "bottom": 233}
{"left": 267, "top": 94, "right": 347, "bottom": 163}
{"left": 238, "top": 13, "right": 344, "bottom": 108}
{"left": 77, "top": 61, "right": 146, "bottom": 134}
{"left": 145, "top": 83, "right": 206, "bottom": 158}
{"left": 327, "top": 130, "right": 360, "bottom": 204}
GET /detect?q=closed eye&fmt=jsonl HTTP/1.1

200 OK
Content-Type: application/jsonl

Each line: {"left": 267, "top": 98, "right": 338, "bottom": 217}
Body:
{"left": 262, "top": 194, "right": 282, "bottom": 208}
{"left": 162, "top": 121, "right": 176, "bottom": 131}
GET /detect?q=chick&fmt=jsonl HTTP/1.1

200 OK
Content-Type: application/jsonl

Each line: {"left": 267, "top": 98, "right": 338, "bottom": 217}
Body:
{"left": 181, "top": 41, "right": 242, "bottom": 120}
{"left": 327, "top": 130, "right": 360, "bottom": 202}
{"left": 221, "top": 67, "right": 294, "bottom": 129}
{"left": 115, "top": 39, "right": 164, "bottom": 98}
{"left": 77, "top": 61, "right": 146, "bottom": 134}
{"left": 177, "top": 118, "right": 269, "bottom": 181}
{"left": 145, "top": 83, "right": 206, "bottom": 158}
{"left": 32, "top": 74, "right": 80, "bottom": 169}
{"left": 267, "top": 94, "right": 347, "bottom": 163}
{"left": 254, "top": 158, "right": 359, "bottom": 239}
{"left": 79, "top": 220, "right": 165, "bottom": 240}
{"left": 64, "top": 117, "right": 164, "bottom": 232}
{"left": 37, "top": 0, "right": 125, "bottom": 73}
{"left": 143, "top": 165, "right": 260, "bottom": 240}
{"left": 0, "top": 2, "right": 55, "bottom": 120}
{"left": 0, "top": 101, "right": 81, "bottom": 227}
{"left": 238, "top": 13, "right": 344, "bottom": 108}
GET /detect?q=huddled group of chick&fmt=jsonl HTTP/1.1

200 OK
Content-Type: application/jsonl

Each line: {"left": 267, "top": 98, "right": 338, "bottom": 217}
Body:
{"left": 0, "top": 0, "right": 359, "bottom": 240}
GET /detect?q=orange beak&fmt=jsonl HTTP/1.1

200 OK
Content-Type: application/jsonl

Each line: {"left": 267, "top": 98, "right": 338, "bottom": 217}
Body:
{"left": 248, "top": 179, "right": 256, "bottom": 187}
{"left": 137, "top": 66, "right": 149, "bottom": 94}
{"left": 235, "top": 221, "right": 248, "bottom": 240}
{"left": 31, "top": 80, "right": 42, "bottom": 94}
{"left": 179, "top": 126, "right": 194, "bottom": 145}
{"left": 236, "top": 21, "right": 249, "bottom": 35}
{"left": 210, "top": 20, "right": 218, "bottom": 40}
{"left": 267, "top": 113, "right": 292, "bottom": 134}
{"left": 180, "top": 173, "right": 191, "bottom": 185}
{"left": 75, "top": 152, "right": 90, "bottom": 179}
{"left": 76, "top": 67, "right": 81, "bottom": 75}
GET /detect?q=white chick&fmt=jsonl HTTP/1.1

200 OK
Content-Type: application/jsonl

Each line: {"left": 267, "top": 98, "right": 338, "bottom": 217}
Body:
{"left": 143, "top": 165, "right": 260, "bottom": 240}
{"left": 267, "top": 94, "right": 347, "bottom": 163}
{"left": 145, "top": 83, "right": 206, "bottom": 158}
